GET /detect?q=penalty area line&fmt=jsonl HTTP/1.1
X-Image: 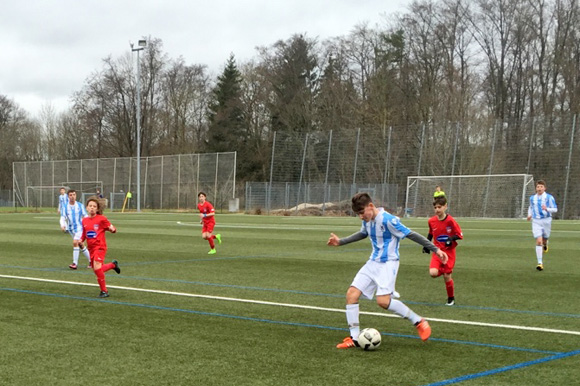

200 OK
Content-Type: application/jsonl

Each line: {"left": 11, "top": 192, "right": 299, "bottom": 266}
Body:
{"left": 2, "top": 274, "right": 580, "bottom": 336}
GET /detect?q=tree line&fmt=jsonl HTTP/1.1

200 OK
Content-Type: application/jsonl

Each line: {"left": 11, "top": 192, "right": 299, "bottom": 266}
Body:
{"left": 1, "top": 0, "right": 579, "bottom": 194}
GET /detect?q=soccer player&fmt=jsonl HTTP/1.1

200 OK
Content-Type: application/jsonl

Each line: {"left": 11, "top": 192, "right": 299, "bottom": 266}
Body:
{"left": 59, "top": 189, "right": 91, "bottom": 269}
{"left": 433, "top": 185, "right": 446, "bottom": 199}
{"left": 197, "top": 192, "right": 221, "bottom": 254}
{"left": 527, "top": 180, "right": 557, "bottom": 271}
{"left": 57, "top": 187, "right": 67, "bottom": 215}
{"left": 80, "top": 198, "right": 120, "bottom": 298}
{"left": 327, "top": 192, "right": 448, "bottom": 349}
{"left": 423, "top": 196, "right": 463, "bottom": 305}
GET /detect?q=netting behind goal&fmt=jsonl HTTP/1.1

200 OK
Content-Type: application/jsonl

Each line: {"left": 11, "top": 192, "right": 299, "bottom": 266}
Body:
{"left": 405, "top": 174, "right": 535, "bottom": 218}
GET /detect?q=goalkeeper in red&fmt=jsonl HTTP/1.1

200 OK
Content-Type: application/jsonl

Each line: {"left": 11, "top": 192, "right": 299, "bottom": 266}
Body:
{"left": 81, "top": 198, "right": 121, "bottom": 298}
{"left": 423, "top": 196, "right": 463, "bottom": 305}
{"left": 197, "top": 192, "right": 221, "bottom": 254}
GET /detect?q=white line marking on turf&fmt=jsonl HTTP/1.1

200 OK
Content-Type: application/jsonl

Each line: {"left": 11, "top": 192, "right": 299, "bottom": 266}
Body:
{"left": 3, "top": 274, "right": 580, "bottom": 336}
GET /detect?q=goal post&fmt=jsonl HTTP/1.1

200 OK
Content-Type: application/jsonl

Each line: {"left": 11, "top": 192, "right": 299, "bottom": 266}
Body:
{"left": 405, "top": 174, "right": 535, "bottom": 218}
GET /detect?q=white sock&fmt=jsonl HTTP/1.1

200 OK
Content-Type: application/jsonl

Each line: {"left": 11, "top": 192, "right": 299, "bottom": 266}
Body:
{"left": 536, "top": 246, "right": 543, "bottom": 264}
{"left": 73, "top": 247, "right": 80, "bottom": 265}
{"left": 81, "top": 247, "right": 90, "bottom": 262}
{"left": 346, "top": 304, "right": 360, "bottom": 339}
{"left": 388, "top": 299, "right": 421, "bottom": 325}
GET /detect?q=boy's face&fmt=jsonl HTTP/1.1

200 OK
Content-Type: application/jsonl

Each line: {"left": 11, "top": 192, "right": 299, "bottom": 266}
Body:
{"left": 433, "top": 203, "right": 447, "bottom": 217}
{"left": 60, "top": 188, "right": 65, "bottom": 195}
{"left": 87, "top": 201, "right": 98, "bottom": 216}
{"left": 536, "top": 184, "right": 546, "bottom": 195}
{"left": 198, "top": 194, "right": 206, "bottom": 204}
{"left": 357, "top": 204, "right": 375, "bottom": 222}
{"left": 68, "top": 191, "right": 76, "bottom": 203}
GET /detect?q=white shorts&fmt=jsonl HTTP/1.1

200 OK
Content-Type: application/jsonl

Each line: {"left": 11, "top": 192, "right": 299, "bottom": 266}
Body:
{"left": 531, "top": 218, "right": 552, "bottom": 239}
{"left": 350, "top": 260, "right": 399, "bottom": 300}
{"left": 68, "top": 230, "right": 83, "bottom": 240}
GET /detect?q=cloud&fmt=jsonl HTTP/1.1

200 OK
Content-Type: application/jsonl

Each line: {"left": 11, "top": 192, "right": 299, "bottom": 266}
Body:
{"left": 0, "top": 0, "right": 409, "bottom": 116}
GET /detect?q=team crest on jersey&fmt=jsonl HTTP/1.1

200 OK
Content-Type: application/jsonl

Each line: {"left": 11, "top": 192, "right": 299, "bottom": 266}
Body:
{"left": 87, "top": 230, "right": 97, "bottom": 239}
{"left": 93, "top": 224, "right": 99, "bottom": 230}
{"left": 446, "top": 226, "right": 452, "bottom": 233}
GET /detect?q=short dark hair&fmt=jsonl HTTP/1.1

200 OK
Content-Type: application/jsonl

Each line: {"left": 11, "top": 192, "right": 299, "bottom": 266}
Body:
{"left": 433, "top": 196, "right": 447, "bottom": 206}
{"left": 67, "top": 189, "right": 76, "bottom": 195}
{"left": 198, "top": 192, "right": 207, "bottom": 198}
{"left": 536, "top": 180, "right": 546, "bottom": 187}
{"left": 351, "top": 192, "right": 373, "bottom": 213}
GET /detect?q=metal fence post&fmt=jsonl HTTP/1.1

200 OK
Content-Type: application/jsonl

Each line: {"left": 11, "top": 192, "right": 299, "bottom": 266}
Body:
{"left": 561, "top": 114, "right": 576, "bottom": 219}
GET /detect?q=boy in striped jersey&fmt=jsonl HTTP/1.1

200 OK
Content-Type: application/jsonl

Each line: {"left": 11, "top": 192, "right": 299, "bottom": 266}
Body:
{"left": 57, "top": 187, "right": 67, "bottom": 215}
{"left": 527, "top": 180, "right": 557, "bottom": 271}
{"left": 327, "top": 192, "right": 448, "bottom": 348}
{"left": 60, "top": 189, "right": 91, "bottom": 269}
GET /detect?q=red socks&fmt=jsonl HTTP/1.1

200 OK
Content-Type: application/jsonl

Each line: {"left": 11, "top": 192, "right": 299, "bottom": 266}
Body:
{"left": 445, "top": 279, "right": 454, "bottom": 298}
{"left": 208, "top": 238, "right": 215, "bottom": 249}
{"left": 95, "top": 268, "right": 107, "bottom": 292}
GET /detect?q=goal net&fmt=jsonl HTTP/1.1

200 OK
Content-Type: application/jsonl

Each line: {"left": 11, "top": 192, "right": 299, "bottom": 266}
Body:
{"left": 405, "top": 174, "right": 535, "bottom": 218}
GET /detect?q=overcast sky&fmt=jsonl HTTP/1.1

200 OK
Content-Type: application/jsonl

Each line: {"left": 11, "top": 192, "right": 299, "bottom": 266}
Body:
{"left": 1, "top": 0, "right": 409, "bottom": 117}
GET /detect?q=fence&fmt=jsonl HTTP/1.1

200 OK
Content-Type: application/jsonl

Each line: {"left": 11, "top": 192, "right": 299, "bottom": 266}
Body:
{"left": 13, "top": 152, "right": 236, "bottom": 211}
{"left": 245, "top": 114, "right": 579, "bottom": 219}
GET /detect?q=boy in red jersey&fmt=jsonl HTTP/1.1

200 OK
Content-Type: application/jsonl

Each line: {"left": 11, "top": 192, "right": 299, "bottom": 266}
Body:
{"left": 81, "top": 198, "right": 121, "bottom": 298}
{"left": 423, "top": 196, "right": 463, "bottom": 305}
{"left": 197, "top": 192, "right": 221, "bottom": 254}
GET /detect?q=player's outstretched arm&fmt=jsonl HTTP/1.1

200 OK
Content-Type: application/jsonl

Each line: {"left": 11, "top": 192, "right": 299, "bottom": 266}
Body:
{"left": 328, "top": 231, "right": 367, "bottom": 246}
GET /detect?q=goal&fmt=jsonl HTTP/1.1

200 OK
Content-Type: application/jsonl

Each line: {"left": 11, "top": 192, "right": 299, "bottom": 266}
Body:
{"left": 405, "top": 174, "right": 535, "bottom": 218}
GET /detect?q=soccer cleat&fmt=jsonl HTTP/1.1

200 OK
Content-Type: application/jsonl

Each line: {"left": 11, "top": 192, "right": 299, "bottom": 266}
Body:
{"left": 98, "top": 291, "right": 109, "bottom": 298}
{"left": 543, "top": 243, "right": 548, "bottom": 253}
{"left": 112, "top": 259, "right": 121, "bottom": 274}
{"left": 69, "top": 263, "right": 77, "bottom": 270}
{"left": 208, "top": 249, "right": 217, "bottom": 255}
{"left": 336, "top": 336, "right": 359, "bottom": 349}
{"left": 446, "top": 297, "right": 455, "bottom": 306}
{"left": 215, "top": 234, "right": 222, "bottom": 244}
{"left": 536, "top": 263, "right": 544, "bottom": 271}
{"left": 415, "top": 318, "right": 431, "bottom": 341}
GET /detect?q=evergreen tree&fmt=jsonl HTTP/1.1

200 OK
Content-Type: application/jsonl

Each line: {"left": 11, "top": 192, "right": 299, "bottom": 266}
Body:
{"left": 206, "top": 54, "right": 245, "bottom": 152}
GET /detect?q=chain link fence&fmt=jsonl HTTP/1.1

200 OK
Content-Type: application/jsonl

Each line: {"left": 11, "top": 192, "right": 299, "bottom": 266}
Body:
{"left": 13, "top": 152, "right": 236, "bottom": 211}
{"left": 245, "top": 114, "right": 579, "bottom": 218}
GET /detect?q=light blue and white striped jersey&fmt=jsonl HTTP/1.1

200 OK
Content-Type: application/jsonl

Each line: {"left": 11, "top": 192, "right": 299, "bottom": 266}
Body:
{"left": 528, "top": 192, "right": 557, "bottom": 219}
{"left": 58, "top": 194, "right": 68, "bottom": 213}
{"left": 360, "top": 208, "right": 411, "bottom": 262}
{"left": 61, "top": 201, "right": 88, "bottom": 232}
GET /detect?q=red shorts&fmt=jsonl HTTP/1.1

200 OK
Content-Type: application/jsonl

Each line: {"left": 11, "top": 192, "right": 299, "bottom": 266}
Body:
{"left": 201, "top": 220, "right": 215, "bottom": 233}
{"left": 90, "top": 248, "right": 107, "bottom": 263}
{"left": 430, "top": 249, "right": 456, "bottom": 275}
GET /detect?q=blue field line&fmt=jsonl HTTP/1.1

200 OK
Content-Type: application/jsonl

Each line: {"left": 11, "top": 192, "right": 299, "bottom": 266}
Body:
{"left": 2, "top": 263, "right": 580, "bottom": 319}
{"left": 0, "top": 287, "right": 564, "bottom": 355}
{"left": 419, "top": 349, "right": 580, "bottom": 386}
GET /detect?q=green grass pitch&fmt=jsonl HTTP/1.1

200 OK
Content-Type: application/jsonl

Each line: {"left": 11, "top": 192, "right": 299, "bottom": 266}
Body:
{"left": 1, "top": 211, "right": 579, "bottom": 385}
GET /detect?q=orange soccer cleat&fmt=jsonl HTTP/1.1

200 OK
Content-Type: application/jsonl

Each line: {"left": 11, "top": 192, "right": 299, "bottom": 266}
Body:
{"left": 416, "top": 319, "right": 431, "bottom": 341}
{"left": 336, "top": 336, "right": 359, "bottom": 349}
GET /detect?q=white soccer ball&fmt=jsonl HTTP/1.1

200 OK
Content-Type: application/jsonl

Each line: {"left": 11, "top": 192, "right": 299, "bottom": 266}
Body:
{"left": 358, "top": 328, "right": 382, "bottom": 351}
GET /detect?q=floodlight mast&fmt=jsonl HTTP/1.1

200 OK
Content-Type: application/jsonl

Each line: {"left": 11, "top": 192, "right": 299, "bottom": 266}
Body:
{"left": 130, "top": 39, "right": 146, "bottom": 212}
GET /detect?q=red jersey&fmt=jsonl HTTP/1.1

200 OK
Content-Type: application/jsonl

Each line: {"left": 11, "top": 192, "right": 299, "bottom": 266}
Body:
{"left": 198, "top": 201, "right": 215, "bottom": 224}
{"left": 81, "top": 214, "right": 113, "bottom": 254}
{"left": 427, "top": 214, "right": 463, "bottom": 251}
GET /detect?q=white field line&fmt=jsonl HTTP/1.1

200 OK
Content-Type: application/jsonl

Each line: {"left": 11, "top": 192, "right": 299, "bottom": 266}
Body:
{"left": 2, "top": 274, "right": 580, "bottom": 336}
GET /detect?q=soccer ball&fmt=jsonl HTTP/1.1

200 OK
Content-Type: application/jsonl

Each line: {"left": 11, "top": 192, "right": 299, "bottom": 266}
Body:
{"left": 358, "top": 328, "right": 381, "bottom": 351}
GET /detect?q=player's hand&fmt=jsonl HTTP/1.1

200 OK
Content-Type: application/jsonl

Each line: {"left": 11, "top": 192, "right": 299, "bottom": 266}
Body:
{"left": 526, "top": 215, "right": 531, "bottom": 221}
{"left": 422, "top": 247, "right": 430, "bottom": 254}
{"left": 199, "top": 213, "right": 204, "bottom": 219}
{"left": 327, "top": 233, "right": 340, "bottom": 246}
{"left": 61, "top": 226, "right": 67, "bottom": 233}
{"left": 436, "top": 249, "right": 448, "bottom": 264}
{"left": 109, "top": 225, "right": 117, "bottom": 233}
